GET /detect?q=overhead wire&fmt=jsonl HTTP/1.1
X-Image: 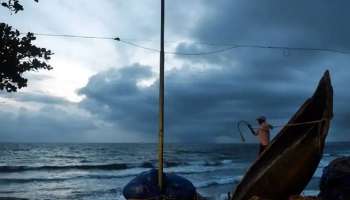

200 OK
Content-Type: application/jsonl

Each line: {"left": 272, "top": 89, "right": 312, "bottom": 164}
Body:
{"left": 118, "top": 39, "right": 160, "bottom": 53}
{"left": 21, "top": 32, "right": 119, "bottom": 40}
{"left": 19, "top": 32, "right": 350, "bottom": 56}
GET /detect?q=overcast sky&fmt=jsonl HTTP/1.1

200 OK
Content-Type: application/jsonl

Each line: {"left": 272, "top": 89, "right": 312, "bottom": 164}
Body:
{"left": 1, "top": 0, "right": 349, "bottom": 143}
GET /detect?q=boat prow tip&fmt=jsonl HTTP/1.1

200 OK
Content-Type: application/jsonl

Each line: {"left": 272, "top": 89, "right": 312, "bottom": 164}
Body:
{"left": 322, "top": 70, "right": 332, "bottom": 84}
{"left": 314, "top": 70, "right": 333, "bottom": 99}
{"left": 310, "top": 71, "right": 333, "bottom": 123}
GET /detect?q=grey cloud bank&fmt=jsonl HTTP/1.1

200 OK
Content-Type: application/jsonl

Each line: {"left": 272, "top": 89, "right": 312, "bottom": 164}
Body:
{"left": 78, "top": 63, "right": 343, "bottom": 142}
{"left": 1, "top": 0, "right": 350, "bottom": 142}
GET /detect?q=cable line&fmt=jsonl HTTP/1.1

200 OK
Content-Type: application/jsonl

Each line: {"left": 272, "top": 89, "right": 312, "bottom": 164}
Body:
{"left": 20, "top": 32, "right": 350, "bottom": 56}
{"left": 21, "top": 32, "right": 120, "bottom": 41}
{"left": 118, "top": 39, "right": 160, "bottom": 53}
{"left": 119, "top": 40, "right": 350, "bottom": 56}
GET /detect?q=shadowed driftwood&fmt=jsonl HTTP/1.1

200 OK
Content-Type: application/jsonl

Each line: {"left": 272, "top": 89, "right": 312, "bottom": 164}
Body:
{"left": 231, "top": 70, "right": 333, "bottom": 200}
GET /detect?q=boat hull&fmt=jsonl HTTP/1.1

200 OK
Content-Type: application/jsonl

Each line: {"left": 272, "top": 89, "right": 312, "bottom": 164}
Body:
{"left": 231, "top": 71, "right": 333, "bottom": 200}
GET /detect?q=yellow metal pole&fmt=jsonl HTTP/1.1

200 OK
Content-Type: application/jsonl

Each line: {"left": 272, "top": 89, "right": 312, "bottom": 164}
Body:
{"left": 158, "top": 0, "right": 165, "bottom": 193}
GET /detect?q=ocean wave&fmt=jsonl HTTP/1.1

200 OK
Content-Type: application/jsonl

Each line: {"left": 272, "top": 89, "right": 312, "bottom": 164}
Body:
{"left": 195, "top": 176, "right": 242, "bottom": 188}
{"left": 314, "top": 167, "right": 324, "bottom": 178}
{"left": 70, "top": 188, "right": 120, "bottom": 199}
{"left": 167, "top": 163, "right": 239, "bottom": 175}
{"left": 53, "top": 155, "right": 86, "bottom": 159}
{"left": 135, "top": 159, "right": 236, "bottom": 168}
{"left": 165, "top": 161, "right": 187, "bottom": 167}
{"left": 131, "top": 161, "right": 187, "bottom": 168}
{"left": 0, "top": 170, "right": 148, "bottom": 184}
{"left": 203, "top": 160, "right": 234, "bottom": 166}
{"left": 0, "top": 163, "right": 128, "bottom": 173}
{"left": 0, "top": 178, "right": 66, "bottom": 184}
{"left": 301, "top": 190, "right": 320, "bottom": 196}
{"left": 0, "top": 159, "right": 239, "bottom": 176}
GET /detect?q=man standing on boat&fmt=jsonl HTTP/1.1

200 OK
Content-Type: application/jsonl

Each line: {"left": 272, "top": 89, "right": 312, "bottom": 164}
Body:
{"left": 249, "top": 116, "right": 273, "bottom": 155}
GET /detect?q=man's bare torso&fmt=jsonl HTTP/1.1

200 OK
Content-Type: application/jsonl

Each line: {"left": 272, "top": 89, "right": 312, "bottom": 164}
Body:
{"left": 257, "top": 122, "right": 270, "bottom": 146}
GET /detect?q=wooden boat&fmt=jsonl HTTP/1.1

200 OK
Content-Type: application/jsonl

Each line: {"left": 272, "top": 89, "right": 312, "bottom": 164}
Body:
{"left": 231, "top": 70, "right": 333, "bottom": 200}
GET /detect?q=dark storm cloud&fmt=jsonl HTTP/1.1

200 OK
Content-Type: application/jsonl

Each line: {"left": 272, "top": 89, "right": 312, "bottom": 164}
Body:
{"left": 172, "top": 0, "right": 350, "bottom": 141}
{"left": 191, "top": 0, "right": 350, "bottom": 49}
{"left": 78, "top": 63, "right": 158, "bottom": 140}
{"left": 78, "top": 61, "right": 330, "bottom": 142}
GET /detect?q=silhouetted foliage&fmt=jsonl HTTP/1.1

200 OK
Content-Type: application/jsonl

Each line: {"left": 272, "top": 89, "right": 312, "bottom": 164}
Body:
{"left": 0, "top": 23, "right": 52, "bottom": 92}
{"left": 1, "top": 0, "right": 53, "bottom": 92}
{"left": 1, "top": 0, "right": 38, "bottom": 13}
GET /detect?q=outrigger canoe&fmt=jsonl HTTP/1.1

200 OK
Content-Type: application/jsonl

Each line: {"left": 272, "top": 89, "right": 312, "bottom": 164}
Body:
{"left": 231, "top": 70, "right": 333, "bottom": 200}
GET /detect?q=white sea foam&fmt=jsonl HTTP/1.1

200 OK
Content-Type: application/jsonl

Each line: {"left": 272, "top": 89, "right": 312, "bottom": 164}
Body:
{"left": 195, "top": 176, "right": 242, "bottom": 188}
{"left": 165, "top": 163, "right": 239, "bottom": 175}
{"left": 301, "top": 190, "right": 320, "bottom": 196}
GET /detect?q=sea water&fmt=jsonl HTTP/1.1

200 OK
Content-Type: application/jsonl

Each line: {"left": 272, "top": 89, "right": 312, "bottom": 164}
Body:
{"left": 0, "top": 143, "right": 349, "bottom": 200}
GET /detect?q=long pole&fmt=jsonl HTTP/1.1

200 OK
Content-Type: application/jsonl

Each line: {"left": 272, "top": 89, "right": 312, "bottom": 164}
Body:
{"left": 158, "top": 0, "right": 165, "bottom": 193}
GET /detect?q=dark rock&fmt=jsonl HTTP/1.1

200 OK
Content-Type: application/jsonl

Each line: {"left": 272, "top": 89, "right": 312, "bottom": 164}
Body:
{"left": 319, "top": 156, "right": 350, "bottom": 200}
{"left": 123, "top": 169, "right": 161, "bottom": 199}
{"left": 122, "top": 168, "right": 197, "bottom": 200}
{"left": 164, "top": 172, "right": 196, "bottom": 199}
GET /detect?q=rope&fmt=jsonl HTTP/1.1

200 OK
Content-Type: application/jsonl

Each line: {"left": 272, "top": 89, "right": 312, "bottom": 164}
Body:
{"left": 272, "top": 118, "right": 327, "bottom": 128}
{"left": 237, "top": 118, "right": 328, "bottom": 142}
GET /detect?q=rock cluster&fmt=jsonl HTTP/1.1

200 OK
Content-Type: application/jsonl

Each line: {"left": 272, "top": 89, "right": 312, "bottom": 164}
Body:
{"left": 319, "top": 156, "right": 350, "bottom": 200}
